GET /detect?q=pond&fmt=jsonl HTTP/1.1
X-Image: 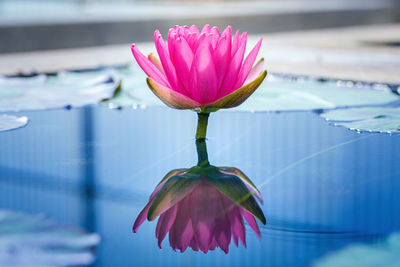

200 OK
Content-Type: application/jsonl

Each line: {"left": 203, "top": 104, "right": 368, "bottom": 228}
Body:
{"left": 0, "top": 67, "right": 399, "bottom": 266}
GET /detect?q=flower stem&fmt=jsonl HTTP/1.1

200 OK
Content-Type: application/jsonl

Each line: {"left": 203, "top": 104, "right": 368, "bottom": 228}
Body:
{"left": 196, "top": 139, "right": 209, "bottom": 167}
{"left": 195, "top": 112, "right": 210, "bottom": 140}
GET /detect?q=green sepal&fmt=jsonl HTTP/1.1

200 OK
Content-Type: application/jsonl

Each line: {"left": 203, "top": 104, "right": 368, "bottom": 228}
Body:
{"left": 204, "top": 71, "right": 267, "bottom": 109}
{"left": 206, "top": 173, "right": 266, "bottom": 224}
{"left": 147, "top": 174, "right": 201, "bottom": 221}
{"left": 219, "top": 167, "right": 262, "bottom": 203}
{"left": 155, "top": 168, "right": 188, "bottom": 187}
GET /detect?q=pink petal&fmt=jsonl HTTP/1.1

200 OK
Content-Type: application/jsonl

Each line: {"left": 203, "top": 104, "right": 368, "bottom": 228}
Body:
{"left": 201, "top": 24, "right": 211, "bottom": 34}
{"left": 133, "top": 199, "right": 153, "bottom": 233}
{"left": 213, "top": 197, "right": 231, "bottom": 254}
{"left": 155, "top": 213, "right": 163, "bottom": 238}
{"left": 233, "top": 38, "right": 262, "bottom": 90}
{"left": 186, "top": 32, "right": 198, "bottom": 51}
{"left": 208, "top": 237, "right": 217, "bottom": 252}
{"left": 133, "top": 178, "right": 168, "bottom": 233}
{"left": 147, "top": 78, "right": 201, "bottom": 109}
{"left": 214, "top": 34, "right": 231, "bottom": 90}
{"left": 231, "top": 224, "right": 239, "bottom": 246}
{"left": 187, "top": 25, "right": 200, "bottom": 51}
{"left": 168, "top": 199, "right": 194, "bottom": 252}
{"left": 209, "top": 33, "right": 219, "bottom": 51}
{"left": 228, "top": 206, "right": 246, "bottom": 248}
{"left": 189, "top": 43, "right": 218, "bottom": 104}
{"left": 154, "top": 31, "right": 186, "bottom": 95}
{"left": 190, "top": 25, "right": 200, "bottom": 34}
{"left": 221, "top": 25, "right": 232, "bottom": 39}
{"left": 243, "top": 58, "right": 264, "bottom": 86}
{"left": 239, "top": 32, "right": 248, "bottom": 49}
{"left": 177, "top": 25, "right": 188, "bottom": 36}
{"left": 190, "top": 237, "right": 199, "bottom": 251}
{"left": 190, "top": 182, "right": 217, "bottom": 253}
{"left": 242, "top": 208, "right": 261, "bottom": 239}
{"left": 147, "top": 53, "right": 164, "bottom": 74}
{"left": 131, "top": 44, "right": 169, "bottom": 87}
{"left": 156, "top": 204, "right": 178, "bottom": 248}
{"left": 210, "top": 26, "right": 220, "bottom": 36}
{"left": 192, "top": 32, "right": 207, "bottom": 53}
{"left": 167, "top": 29, "right": 177, "bottom": 59}
{"left": 231, "top": 30, "right": 240, "bottom": 56}
{"left": 132, "top": 206, "right": 149, "bottom": 233}
{"left": 171, "top": 37, "right": 194, "bottom": 93}
{"left": 217, "top": 42, "right": 246, "bottom": 99}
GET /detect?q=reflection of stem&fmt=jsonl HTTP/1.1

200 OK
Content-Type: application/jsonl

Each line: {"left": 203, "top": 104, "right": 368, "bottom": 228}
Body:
{"left": 196, "top": 139, "right": 210, "bottom": 167}
{"left": 195, "top": 112, "right": 209, "bottom": 140}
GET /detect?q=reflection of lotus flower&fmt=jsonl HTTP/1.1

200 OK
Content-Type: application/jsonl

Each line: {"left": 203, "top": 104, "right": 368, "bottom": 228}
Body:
{"left": 133, "top": 140, "right": 266, "bottom": 253}
{"left": 131, "top": 25, "right": 266, "bottom": 111}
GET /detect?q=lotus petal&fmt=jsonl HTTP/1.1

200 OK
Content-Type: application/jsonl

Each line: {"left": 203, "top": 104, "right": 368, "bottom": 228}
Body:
{"left": 147, "top": 78, "right": 201, "bottom": 109}
{"left": 219, "top": 167, "right": 263, "bottom": 203}
{"left": 206, "top": 173, "right": 266, "bottom": 225}
{"left": 147, "top": 175, "right": 201, "bottom": 221}
{"left": 148, "top": 53, "right": 164, "bottom": 74}
{"left": 205, "top": 71, "right": 267, "bottom": 110}
{"left": 243, "top": 58, "right": 264, "bottom": 85}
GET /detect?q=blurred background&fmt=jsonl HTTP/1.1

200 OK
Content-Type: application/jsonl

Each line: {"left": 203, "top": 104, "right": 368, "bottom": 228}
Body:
{"left": 1, "top": 0, "right": 399, "bottom": 82}
{"left": 0, "top": 0, "right": 399, "bottom": 53}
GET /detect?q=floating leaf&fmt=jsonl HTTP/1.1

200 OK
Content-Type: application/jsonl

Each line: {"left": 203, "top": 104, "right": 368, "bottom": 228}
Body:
{"left": 316, "top": 232, "right": 400, "bottom": 267}
{"left": 235, "top": 76, "right": 398, "bottom": 112}
{"left": 0, "top": 71, "right": 119, "bottom": 112}
{"left": 1, "top": 65, "right": 398, "bottom": 113}
{"left": 321, "top": 107, "right": 400, "bottom": 133}
{"left": 0, "top": 114, "right": 28, "bottom": 132}
{"left": 0, "top": 210, "right": 100, "bottom": 266}
{"left": 106, "top": 65, "right": 399, "bottom": 112}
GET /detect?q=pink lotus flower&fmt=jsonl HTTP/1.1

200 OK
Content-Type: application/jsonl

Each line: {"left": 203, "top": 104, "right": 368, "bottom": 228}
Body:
{"left": 133, "top": 165, "right": 266, "bottom": 253}
{"left": 131, "top": 25, "right": 267, "bottom": 111}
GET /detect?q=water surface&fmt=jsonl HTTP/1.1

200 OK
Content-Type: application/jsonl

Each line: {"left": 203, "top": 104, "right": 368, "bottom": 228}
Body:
{"left": 0, "top": 106, "right": 399, "bottom": 266}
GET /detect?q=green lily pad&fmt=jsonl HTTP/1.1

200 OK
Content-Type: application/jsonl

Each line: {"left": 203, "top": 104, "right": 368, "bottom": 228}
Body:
{"left": 236, "top": 77, "right": 398, "bottom": 112}
{"left": 0, "top": 210, "right": 100, "bottom": 266}
{"left": 321, "top": 107, "right": 400, "bottom": 133}
{"left": 0, "top": 71, "right": 119, "bottom": 112}
{"left": 316, "top": 232, "right": 400, "bottom": 267}
{"left": 107, "top": 65, "right": 399, "bottom": 112}
{"left": 1, "top": 65, "right": 398, "bottom": 113}
{"left": 0, "top": 114, "right": 28, "bottom": 132}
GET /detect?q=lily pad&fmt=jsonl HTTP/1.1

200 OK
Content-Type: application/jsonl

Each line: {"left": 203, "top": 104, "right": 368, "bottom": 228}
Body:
{"left": 316, "top": 232, "right": 400, "bottom": 267}
{"left": 0, "top": 114, "right": 28, "bottom": 132}
{"left": 321, "top": 107, "right": 400, "bottom": 133}
{"left": 0, "top": 71, "right": 119, "bottom": 112}
{"left": 0, "top": 209, "right": 100, "bottom": 266}
{"left": 102, "top": 65, "right": 161, "bottom": 108}
{"left": 1, "top": 65, "right": 398, "bottom": 113}
{"left": 235, "top": 76, "right": 398, "bottom": 112}
{"left": 106, "top": 65, "right": 399, "bottom": 112}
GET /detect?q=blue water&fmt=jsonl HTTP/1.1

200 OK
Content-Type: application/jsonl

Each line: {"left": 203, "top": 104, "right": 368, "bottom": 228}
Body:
{"left": 0, "top": 106, "right": 399, "bottom": 266}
